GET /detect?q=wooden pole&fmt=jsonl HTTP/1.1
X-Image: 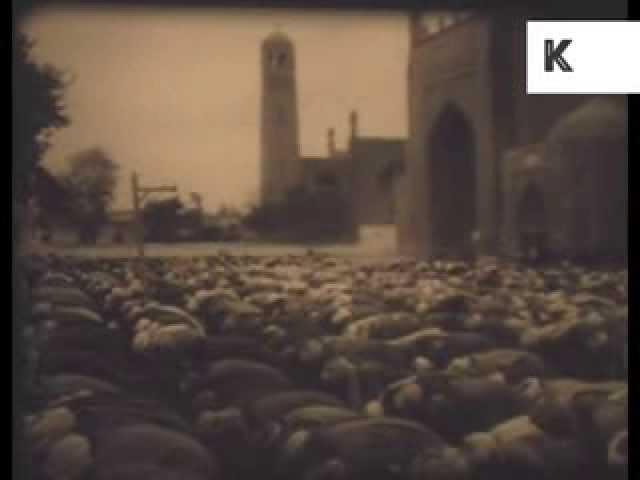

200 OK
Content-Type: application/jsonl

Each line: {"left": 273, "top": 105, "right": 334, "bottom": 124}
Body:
{"left": 131, "top": 172, "right": 144, "bottom": 258}
{"left": 131, "top": 172, "right": 177, "bottom": 259}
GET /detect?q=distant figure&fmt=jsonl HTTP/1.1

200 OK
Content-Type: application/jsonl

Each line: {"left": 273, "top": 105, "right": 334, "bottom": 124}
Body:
{"left": 520, "top": 227, "right": 547, "bottom": 265}
{"left": 41, "top": 229, "right": 52, "bottom": 244}
{"left": 471, "top": 230, "right": 481, "bottom": 261}
{"left": 516, "top": 182, "right": 548, "bottom": 265}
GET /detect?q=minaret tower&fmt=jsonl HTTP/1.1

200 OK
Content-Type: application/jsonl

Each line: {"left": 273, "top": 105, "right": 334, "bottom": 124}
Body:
{"left": 260, "top": 31, "right": 301, "bottom": 205}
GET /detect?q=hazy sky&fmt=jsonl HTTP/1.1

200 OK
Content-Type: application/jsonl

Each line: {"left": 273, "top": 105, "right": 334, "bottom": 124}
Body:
{"left": 23, "top": 6, "right": 408, "bottom": 212}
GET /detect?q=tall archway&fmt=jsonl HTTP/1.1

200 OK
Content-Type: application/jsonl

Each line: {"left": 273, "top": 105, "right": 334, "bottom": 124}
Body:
{"left": 427, "top": 104, "right": 477, "bottom": 258}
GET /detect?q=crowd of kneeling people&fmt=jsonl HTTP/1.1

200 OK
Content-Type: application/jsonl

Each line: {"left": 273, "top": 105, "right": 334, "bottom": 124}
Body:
{"left": 19, "top": 252, "right": 628, "bottom": 480}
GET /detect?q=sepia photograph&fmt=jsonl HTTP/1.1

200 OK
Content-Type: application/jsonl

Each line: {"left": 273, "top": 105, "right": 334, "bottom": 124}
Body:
{"left": 13, "top": 1, "right": 628, "bottom": 479}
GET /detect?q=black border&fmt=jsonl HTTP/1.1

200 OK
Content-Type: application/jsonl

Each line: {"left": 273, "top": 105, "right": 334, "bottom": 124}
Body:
{"left": 12, "top": 0, "right": 630, "bottom": 19}
{"left": 627, "top": 7, "right": 635, "bottom": 480}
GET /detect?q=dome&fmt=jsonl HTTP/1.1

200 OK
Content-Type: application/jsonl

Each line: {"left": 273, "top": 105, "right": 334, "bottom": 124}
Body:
{"left": 545, "top": 98, "right": 627, "bottom": 155}
{"left": 542, "top": 97, "right": 627, "bottom": 261}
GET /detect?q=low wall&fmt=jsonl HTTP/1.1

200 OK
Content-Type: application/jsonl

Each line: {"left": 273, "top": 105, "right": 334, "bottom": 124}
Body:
{"left": 357, "top": 224, "right": 398, "bottom": 255}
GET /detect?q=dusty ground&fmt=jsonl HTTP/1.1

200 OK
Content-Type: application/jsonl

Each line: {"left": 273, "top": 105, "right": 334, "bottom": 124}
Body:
{"left": 29, "top": 240, "right": 398, "bottom": 260}
{"left": 22, "top": 224, "right": 400, "bottom": 259}
{"left": 27, "top": 227, "right": 398, "bottom": 259}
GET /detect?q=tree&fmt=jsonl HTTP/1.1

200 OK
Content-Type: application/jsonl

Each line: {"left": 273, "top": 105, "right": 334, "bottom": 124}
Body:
{"left": 13, "top": 31, "right": 68, "bottom": 205}
{"left": 190, "top": 192, "right": 203, "bottom": 211}
{"left": 62, "top": 148, "right": 119, "bottom": 243}
{"left": 13, "top": 30, "right": 68, "bottom": 249}
{"left": 186, "top": 192, "right": 204, "bottom": 231}
{"left": 142, "top": 196, "right": 184, "bottom": 243}
{"left": 31, "top": 165, "right": 72, "bottom": 232}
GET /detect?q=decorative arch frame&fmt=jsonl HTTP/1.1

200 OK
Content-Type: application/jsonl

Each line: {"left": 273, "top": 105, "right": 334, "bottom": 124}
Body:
{"left": 424, "top": 101, "right": 478, "bottom": 258}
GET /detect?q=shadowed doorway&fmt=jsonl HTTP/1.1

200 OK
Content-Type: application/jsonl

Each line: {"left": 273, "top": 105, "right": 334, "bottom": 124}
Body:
{"left": 428, "top": 104, "right": 477, "bottom": 258}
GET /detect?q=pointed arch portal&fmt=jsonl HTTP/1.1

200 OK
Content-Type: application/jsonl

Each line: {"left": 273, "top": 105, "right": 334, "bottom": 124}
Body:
{"left": 427, "top": 104, "right": 477, "bottom": 258}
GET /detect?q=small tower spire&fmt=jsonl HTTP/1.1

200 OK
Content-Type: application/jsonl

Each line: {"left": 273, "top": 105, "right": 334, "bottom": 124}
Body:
{"left": 349, "top": 110, "right": 359, "bottom": 140}
{"left": 328, "top": 128, "right": 336, "bottom": 156}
